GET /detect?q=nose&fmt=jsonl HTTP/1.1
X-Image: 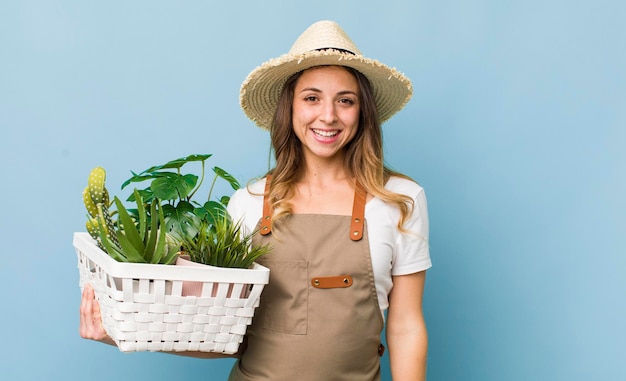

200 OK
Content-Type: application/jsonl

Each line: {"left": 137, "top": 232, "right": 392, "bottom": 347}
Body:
{"left": 319, "top": 101, "right": 338, "bottom": 124}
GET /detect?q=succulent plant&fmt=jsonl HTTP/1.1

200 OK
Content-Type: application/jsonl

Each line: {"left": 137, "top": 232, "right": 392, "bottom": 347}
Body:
{"left": 181, "top": 215, "right": 271, "bottom": 269}
{"left": 83, "top": 167, "right": 178, "bottom": 264}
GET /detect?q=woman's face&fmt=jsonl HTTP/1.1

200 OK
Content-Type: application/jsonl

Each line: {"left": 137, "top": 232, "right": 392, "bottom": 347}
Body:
{"left": 291, "top": 66, "right": 360, "bottom": 162}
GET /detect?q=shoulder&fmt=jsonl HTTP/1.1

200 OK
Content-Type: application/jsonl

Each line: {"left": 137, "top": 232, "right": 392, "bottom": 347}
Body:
{"left": 227, "top": 177, "right": 266, "bottom": 231}
{"left": 379, "top": 176, "right": 429, "bottom": 229}
{"left": 384, "top": 176, "right": 426, "bottom": 200}
{"left": 230, "top": 177, "right": 266, "bottom": 202}
{"left": 229, "top": 178, "right": 266, "bottom": 208}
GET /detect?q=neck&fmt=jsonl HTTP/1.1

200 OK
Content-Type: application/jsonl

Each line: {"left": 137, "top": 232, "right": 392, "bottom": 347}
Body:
{"left": 299, "top": 155, "right": 350, "bottom": 188}
{"left": 291, "top": 156, "right": 356, "bottom": 216}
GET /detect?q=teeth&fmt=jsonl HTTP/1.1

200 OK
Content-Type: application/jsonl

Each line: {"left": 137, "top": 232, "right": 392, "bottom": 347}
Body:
{"left": 312, "top": 129, "right": 338, "bottom": 137}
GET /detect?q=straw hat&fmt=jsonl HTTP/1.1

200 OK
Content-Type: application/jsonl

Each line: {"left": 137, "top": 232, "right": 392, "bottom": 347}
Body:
{"left": 240, "top": 20, "right": 413, "bottom": 130}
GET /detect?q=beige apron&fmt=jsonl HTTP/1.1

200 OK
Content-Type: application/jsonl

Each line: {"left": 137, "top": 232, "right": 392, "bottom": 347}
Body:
{"left": 229, "top": 180, "right": 385, "bottom": 381}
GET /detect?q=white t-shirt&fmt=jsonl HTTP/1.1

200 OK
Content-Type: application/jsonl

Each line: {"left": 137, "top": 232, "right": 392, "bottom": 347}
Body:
{"left": 227, "top": 176, "right": 431, "bottom": 314}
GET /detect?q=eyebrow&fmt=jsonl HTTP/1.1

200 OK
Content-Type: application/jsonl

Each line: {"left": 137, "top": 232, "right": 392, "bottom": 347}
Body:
{"left": 298, "top": 87, "right": 359, "bottom": 96}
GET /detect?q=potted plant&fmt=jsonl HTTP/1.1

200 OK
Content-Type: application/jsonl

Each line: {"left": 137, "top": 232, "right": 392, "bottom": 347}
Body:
{"left": 176, "top": 215, "right": 271, "bottom": 296}
{"left": 74, "top": 154, "right": 270, "bottom": 354}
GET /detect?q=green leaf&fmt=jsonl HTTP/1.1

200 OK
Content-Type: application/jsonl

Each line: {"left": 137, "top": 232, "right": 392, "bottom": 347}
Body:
{"left": 113, "top": 196, "right": 144, "bottom": 255}
{"left": 122, "top": 168, "right": 187, "bottom": 190}
{"left": 213, "top": 166, "right": 240, "bottom": 190}
{"left": 121, "top": 172, "right": 154, "bottom": 190}
{"left": 152, "top": 200, "right": 168, "bottom": 264}
{"left": 116, "top": 230, "right": 147, "bottom": 263}
{"left": 145, "top": 154, "right": 212, "bottom": 172}
{"left": 96, "top": 220, "right": 127, "bottom": 262}
{"left": 142, "top": 200, "right": 159, "bottom": 262}
{"left": 161, "top": 247, "right": 179, "bottom": 265}
{"left": 134, "top": 189, "right": 147, "bottom": 241}
{"left": 194, "top": 200, "right": 227, "bottom": 222}
{"left": 101, "top": 237, "right": 126, "bottom": 262}
{"left": 219, "top": 195, "right": 231, "bottom": 206}
{"left": 126, "top": 188, "right": 154, "bottom": 203}
{"left": 151, "top": 174, "right": 197, "bottom": 200}
{"left": 163, "top": 201, "right": 197, "bottom": 241}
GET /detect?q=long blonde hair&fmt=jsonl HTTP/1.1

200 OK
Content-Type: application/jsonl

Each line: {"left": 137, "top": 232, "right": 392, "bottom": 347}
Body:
{"left": 265, "top": 66, "right": 414, "bottom": 230}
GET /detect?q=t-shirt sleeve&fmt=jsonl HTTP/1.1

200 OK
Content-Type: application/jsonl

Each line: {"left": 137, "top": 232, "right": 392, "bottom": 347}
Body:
{"left": 226, "top": 179, "right": 265, "bottom": 236}
{"left": 391, "top": 184, "right": 432, "bottom": 276}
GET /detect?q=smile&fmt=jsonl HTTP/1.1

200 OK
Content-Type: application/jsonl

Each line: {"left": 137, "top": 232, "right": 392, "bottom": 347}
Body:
{"left": 312, "top": 129, "right": 339, "bottom": 137}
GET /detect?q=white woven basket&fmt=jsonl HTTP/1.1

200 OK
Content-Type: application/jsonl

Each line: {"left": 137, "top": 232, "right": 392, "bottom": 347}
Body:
{"left": 73, "top": 232, "right": 269, "bottom": 354}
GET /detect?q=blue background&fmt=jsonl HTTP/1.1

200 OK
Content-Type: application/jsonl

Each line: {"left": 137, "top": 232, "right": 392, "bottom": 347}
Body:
{"left": 1, "top": 1, "right": 624, "bottom": 380}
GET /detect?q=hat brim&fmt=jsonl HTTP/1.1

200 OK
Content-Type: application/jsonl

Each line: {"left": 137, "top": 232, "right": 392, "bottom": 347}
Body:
{"left": 240, "top": 49, "right": 413, "bottom": 130}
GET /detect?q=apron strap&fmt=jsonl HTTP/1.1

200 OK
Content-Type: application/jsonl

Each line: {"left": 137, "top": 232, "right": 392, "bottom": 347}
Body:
{"left": 259, "top": 174, "right": 367, "bottom": 241}
{"left": 350, "top": 184, "right": 367, "bottom": 241}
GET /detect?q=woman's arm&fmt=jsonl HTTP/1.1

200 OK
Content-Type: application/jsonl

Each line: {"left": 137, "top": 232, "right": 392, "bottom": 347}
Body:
{"left": 79, "top": 283, "right": 238, "bottom": 359}
{"left": 386, "top": 271, "right": 428, "bottom": 381}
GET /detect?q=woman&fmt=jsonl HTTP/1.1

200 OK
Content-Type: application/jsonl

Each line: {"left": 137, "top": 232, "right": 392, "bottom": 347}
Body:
{"left": 80, "top": 20, "right": 431, "bottom": 380}
{"left": 228, "top": 20, "right": 431, "bottom": 380}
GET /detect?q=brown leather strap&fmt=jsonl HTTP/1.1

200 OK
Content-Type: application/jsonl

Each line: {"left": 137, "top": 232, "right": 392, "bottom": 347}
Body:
{"left": 260, "top": 176, "right": 367, "bottom": 241}
{"left": 350, "top": 184, "right": 367, "bottom": 241}
{"left": 311, "top": 275, "right": 353, "bottom": 289}
{"left": 260, "top": 175, "right": 273, "bottom": 235}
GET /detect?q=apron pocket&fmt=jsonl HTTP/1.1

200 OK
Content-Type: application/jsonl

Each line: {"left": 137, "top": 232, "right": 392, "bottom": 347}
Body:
{"left": 256, "top": 259, "right": 309, "bottom": 335}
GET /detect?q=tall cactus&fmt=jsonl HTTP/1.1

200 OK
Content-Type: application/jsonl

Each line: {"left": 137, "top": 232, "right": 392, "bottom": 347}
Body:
{"left": 83, "top": 167, "right": 118, "bottom": 249}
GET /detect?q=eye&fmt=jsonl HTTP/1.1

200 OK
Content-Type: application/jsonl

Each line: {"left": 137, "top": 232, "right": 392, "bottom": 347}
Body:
{"left": 338, "top": 97, "right": 356, "bottom": 105}
{"left": 304, "top": 95, "right": 319, "bottom": 102}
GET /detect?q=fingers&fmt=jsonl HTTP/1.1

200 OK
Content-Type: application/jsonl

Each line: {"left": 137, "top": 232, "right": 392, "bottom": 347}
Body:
{"left": 79, "top": 283, "right": 108, "bottom": 341}
{"left": 79, "top": 284, "right": 92, "bottom": 338}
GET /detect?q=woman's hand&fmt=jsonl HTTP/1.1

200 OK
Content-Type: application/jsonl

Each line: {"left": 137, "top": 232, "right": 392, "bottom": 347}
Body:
{"left": 79, "top": 283, "right": 114, "bottom": 345}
